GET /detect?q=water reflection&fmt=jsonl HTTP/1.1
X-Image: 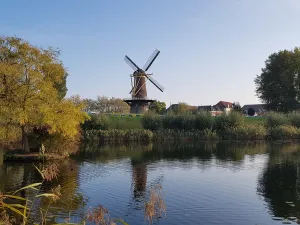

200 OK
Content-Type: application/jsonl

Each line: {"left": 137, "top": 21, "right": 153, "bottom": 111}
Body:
{"left": 257, "top": 143, "right": 300, "bottom": 223}
{"left": 3, "top": 142, "right": 300, "bottom": 224}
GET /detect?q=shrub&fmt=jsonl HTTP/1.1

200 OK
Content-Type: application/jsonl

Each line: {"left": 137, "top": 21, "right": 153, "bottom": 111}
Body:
{"left": 269, "top": 125, "right": 300, "bottom": 140}
{"left": 222, "top": 124, "right": 267, "bottom": 140}
{"left": 213, "top": 111, "right": 243, "bottom": 131}
{"left": 289, "top": 112, "right": 300, "bottom": 128}
{"left": 195, "top": 111, "right": 213, "bottom": 130}
{"left": 81, "top": 114, "right": 109, "bottom": 130}
{"left": 162, "top": 114, "right": 184, "bottom": 130}
{"left": 141, "top": 113, "right": 162, "bottom": 130}
{"left": 266, "top": 112, "right": 289, "bottom": 128}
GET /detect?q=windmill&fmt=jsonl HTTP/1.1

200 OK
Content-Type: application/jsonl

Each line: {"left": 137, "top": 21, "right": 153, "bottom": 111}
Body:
{"left": 123, "top": 49, "right": 164, "bottom": 114}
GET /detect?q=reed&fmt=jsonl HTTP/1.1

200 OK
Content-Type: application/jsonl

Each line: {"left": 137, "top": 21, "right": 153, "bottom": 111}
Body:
{"left": 83, "top": 129, "right": 153, "bottom": 142}
{"left": 269, "top": 125, "right": 300, "bottom": 140}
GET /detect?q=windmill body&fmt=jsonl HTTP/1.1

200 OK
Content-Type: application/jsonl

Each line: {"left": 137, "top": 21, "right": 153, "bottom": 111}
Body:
{"left": 124, "top": 49, "right": 164, "bottom": 114}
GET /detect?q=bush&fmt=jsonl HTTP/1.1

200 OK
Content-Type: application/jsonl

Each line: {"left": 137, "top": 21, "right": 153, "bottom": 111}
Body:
{"left": 269, "top": 125, "right": 300, "bottom": 140}
{"left": 213, "top": 111, "right": 243, "bottom": 131}
{"left": 195, "top": 111, "right": 213, "bottom": 130}
{"left": 289, "top": 112, "right": 300, "bottom": 128}
{"left": 141, "top": 113, "right": 162, "bottom": 130}
{"left": 81, "top": 114, "right": 109, "bottom": 130}
{"left": 222, "top": 124, "right": 267, "bottom": 140}
{"left": 266, "top": 112, "right": 289, "bottom": 128}
{"left": 162, "top": 114, "right": 184, "bottom": 130}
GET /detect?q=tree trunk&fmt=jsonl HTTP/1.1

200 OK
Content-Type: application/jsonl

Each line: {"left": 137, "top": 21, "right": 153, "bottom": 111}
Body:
{"left": 21, "top": 125, "right": 30, "bottom": 153}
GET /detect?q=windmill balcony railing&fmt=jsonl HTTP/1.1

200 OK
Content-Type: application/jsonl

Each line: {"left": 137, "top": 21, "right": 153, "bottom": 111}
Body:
{"left": 123, "top": 97, "right": 156, "bottom": 101}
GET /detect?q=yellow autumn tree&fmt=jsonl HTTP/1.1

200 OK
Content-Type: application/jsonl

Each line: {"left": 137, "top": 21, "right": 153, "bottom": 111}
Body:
{"left": 0, "top": 36, "right": 89, "bottom": 152}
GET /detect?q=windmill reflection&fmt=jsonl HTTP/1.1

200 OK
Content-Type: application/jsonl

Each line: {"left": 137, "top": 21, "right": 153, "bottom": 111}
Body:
{"left": 131, "top": 160, "right": 148, "bottom": 202}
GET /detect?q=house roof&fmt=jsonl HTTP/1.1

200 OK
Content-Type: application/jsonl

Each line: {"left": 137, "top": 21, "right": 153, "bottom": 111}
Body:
{"left": 242, "top": 104, "right": 267, "bottom": 112}
{"left": 216, "top": 101, "right": 233, "bottom": 108}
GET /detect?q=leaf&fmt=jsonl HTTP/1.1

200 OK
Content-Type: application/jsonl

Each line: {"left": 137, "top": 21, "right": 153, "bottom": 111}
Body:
{"left": 13, "top": 182, "right": 42, "bottom": 194}
{"left": 5, "top": 204, "right": 28, "bottom": 210}
{"left": 2, "top": 202, "right": 27, "bottom": 218}
{"left": 3, "top": 194, "right": 27, "bottom": 201}
{"left": 35, "top": 193, "right": 57, "bottom": 198}
{"left": 33, "top": 164, "right": 45, "bottom": 179}
{"left": 113, "top": 219, "right": 130, "bottom": 225}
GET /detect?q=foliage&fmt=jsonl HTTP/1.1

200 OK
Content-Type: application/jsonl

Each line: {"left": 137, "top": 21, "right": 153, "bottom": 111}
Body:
{"left": 84, "top": 96, "right": 130, "bottom": 114}
{"left": 152, "top": 129, "right": 218, "bottom": 141}
{"left": 222, "top": 124, "right": 267, "bottom": 140}
{"left": 269, "top": 125, "right": 300, "bottom": 140}
{"left": 213, "top": 111, "right": 244, "bottom": 132}
{"left": 141, "top": 113, "right": 162, "bottom": 131}
{"left": 265, "top": 112, "right": 290, "bottom": 128}
{"left": 0, "top": 36, "right": 88, "bottom": 152}
{"left": 232, "top": 101, "right": 243, "bottom": 113}
{"left": 171, "top": 102, "right": 190, "bottom": 115}
{"left": 81, "top": 114, "right": 109, "bottom": 130}
{"left": 195, "top": 111, "right": 213, "bottom": 130}
{"left": 83, "top": 129, "right": 153, "bottom": 142}
{"left": 255, "top": 47, "right": 300, "bottom": 112}
{"left": 149, "top": 101, "right": 166, "bottom": 114}
{"left": 288, "top": 112, "right": 300, "bottom": 128}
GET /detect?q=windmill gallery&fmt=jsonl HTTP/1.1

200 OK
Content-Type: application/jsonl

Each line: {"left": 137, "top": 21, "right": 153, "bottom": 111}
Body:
{"left": 123, "top": 49, "right": 164, "bottom": 114}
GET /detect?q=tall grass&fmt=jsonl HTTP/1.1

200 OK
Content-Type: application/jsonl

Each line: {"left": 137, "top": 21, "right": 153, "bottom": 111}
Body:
{"left": 222, "top": 124, "right": 267, "bottom": 140}
{"left": 269, "top": 125, "right": 300, "bottom": 140}
{"left": 83, "top": 129, "right": 153, "bottom": 142}
{"left": 265, "top": 112, "right": 290, "bottom": 128}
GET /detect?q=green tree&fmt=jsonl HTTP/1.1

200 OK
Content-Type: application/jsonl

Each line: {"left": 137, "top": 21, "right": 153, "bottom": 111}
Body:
{"left": 255, "top": 47, "right": 300, "bottom": 112}
{"left": 173, "top": 102, "right": 189, "bottom": 115}
{"left": 0, "top": 36, "right": 88, "bottom": 152}
{"left": 232, "top": 101, "right": 243, "bottom": 113}
{"left": 149, "top": 101, "right": 166, "bottom": 114}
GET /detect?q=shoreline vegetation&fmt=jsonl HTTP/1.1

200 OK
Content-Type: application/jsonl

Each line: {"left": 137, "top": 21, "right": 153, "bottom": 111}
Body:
{"left": 82, "top": 111, "right": 300, "bottom": 143}
{"left": 4, "top": 111, "right": 300, "bottom": 162}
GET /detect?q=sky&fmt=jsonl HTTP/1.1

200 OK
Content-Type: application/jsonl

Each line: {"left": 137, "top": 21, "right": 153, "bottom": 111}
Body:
{"left": 1, "top": 0, "right": 300, "bottom": 107}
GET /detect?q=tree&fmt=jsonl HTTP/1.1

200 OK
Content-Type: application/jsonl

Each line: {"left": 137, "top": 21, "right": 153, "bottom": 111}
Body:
{"left": 172, "top": 102, "right": 189, "bottom": 115}
{"left": 232, "top": 101, "right": 243, "bottom": 113}
{"left": 149, "top": 101, "right": 166, "bottom": 114}
{"left": 0, "top": 36, "right": 88, "bottom": 152}
{"left": 255, "top": 47, "right": 300, "bottom": 112}
{"left": 84, "top": 96, "right": 130, "bottom": 114}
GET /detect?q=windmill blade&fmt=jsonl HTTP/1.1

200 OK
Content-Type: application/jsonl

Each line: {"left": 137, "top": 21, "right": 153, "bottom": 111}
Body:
{"left": 143, "top": 49, "right": 160, "bottom": 71}
{"left": 124, "top": 55, "right": 140, "bottom": 71}
{"left": 145, "top": 75, "right": 164, "bottom": 92}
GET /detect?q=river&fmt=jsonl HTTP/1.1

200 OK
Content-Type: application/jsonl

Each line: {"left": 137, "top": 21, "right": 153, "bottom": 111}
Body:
{"left": 1, "top": 141, "right": 300, "bottom": 225}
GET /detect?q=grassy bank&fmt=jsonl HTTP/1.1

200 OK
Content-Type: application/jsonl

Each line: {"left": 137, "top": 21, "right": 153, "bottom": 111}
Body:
{"left": 82, "top": 112, "right": 300, "bottom": 141}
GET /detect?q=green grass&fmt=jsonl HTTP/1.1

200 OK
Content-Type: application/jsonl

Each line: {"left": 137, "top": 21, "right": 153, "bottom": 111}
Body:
{"left": 108, "top": 115, "right": 142, "bottom": 129}
{"left": 106, "top": 114, "right": 266, "bottom": 129}
{"left": 244, "top": 116, "right": 266, "bottom": 125}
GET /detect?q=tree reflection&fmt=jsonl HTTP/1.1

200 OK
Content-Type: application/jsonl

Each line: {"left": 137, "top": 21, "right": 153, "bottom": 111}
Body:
{"left": 257, "top": 143, "right": 300, "bottom": 221}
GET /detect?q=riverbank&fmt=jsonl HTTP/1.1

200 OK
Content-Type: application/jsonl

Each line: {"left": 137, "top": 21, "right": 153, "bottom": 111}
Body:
{"left": 2, "top": 149, "right": 69, "bottom": 162}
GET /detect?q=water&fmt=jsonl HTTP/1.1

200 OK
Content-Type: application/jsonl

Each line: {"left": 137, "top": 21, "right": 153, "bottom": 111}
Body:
{"left": 1, "top": 141, "right": 300, "bottom": 225}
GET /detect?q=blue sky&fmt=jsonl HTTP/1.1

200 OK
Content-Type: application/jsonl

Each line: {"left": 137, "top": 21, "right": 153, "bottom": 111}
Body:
{"left": 1, "top": 0, "right": 300, "bottom": 107}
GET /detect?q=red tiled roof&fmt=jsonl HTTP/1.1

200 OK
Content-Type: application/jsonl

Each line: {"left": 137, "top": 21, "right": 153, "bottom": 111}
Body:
{"left": 216, "top": 101, "right": 233, "bottom": 108}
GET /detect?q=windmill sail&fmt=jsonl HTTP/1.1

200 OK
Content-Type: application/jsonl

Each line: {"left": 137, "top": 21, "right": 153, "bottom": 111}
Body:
{"left": 145, "top": 75, "right": 164, "bottom": 92}
{"left": 143, "top": 49, "right": 160, "bottom": 71}
{"left": 125, "top": 55, "right": 140, "bottom": 71}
